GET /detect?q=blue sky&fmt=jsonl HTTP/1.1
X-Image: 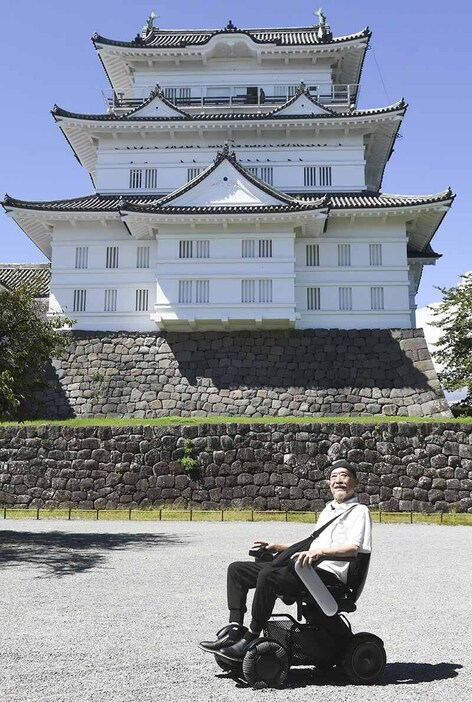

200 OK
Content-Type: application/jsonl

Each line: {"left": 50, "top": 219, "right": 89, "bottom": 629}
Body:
{"left": 1, "top": 0, "right": 471, "bottom": 312}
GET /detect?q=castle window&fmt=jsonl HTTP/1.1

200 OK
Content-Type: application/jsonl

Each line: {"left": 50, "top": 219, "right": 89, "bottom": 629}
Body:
{"left": 129, "top": 167, "right": 158, "bottom": 189}
{"left": 242, "top": 279, "right": 272, "bottom": 303}
{"left": 178, "top": 280, "right": 209, "bottom": 303}
{"left": 73, "top": 289, "right": 87, "bottom": 312}
{"left": 369, "top": 244, "right": 383, "bottom": 266}
{"left": 137, "top": 246, "right": 150, "bottom": 268}
{"left": 187, "top": 167, "right": 202, "bottom": 181}
{"left": 339, "top": 287, "right": 352, "bottom": 310}
{"left": 242, "top": 240, "right": 256, "bottom": 258}
{"left": 303, "top": 166, "right": 332, "bottom": 187}
{"left": 106, "top": 246, "right": 119, "bottom": 269}
{"left": 258, "top": 239, "right": 272, "bottom": 258}
{"left": 246, "top": 166, "right": 273, "bottom": 185}
{"left": 135, "top": 289, "right": 149, "bottom": 311}
{"left": 337, "top": 244, "right": 351, "bottom": 267}
{"left": 75, "top": 246, "right": 88, "bottom": 269}
{"left": 306, "top": 243, "right": 320, "bottom": 266}
{"left": 179, "top": 240, "right": 209, "bottom": 258}
{"left": 306, "top": 287, "right": 321, "bottom": 310}
{"left": 370, "top": 286, "right": 384, "bottom": 310}
{"left": 195, "top": 280, "right": 210, "bottom": 304}
{"left": 104, "top": 289, "right": 117, "bottom": 312}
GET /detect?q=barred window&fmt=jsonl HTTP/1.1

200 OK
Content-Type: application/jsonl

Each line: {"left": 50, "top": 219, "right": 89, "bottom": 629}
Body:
{"left": 258, "top": 279, "right": 273, "bottom": 303}
{"left": 304, "top": 167, "right": 317, "bottom": 187}
{"left": 75, "top": 247, "right": 88, "bottom": 269}
{"left": 303, "top": 166, "right": 332, "bottom": 187}
{"left": 195, "top": 280, "right": 210, "bottom": 304}
{"left": 241, "top": 279, "right": 256, "bottom": 303}
{"left": 337, "top": 244, "right": 351, "bottom": 267}
{"left": 135, "top": 289, "right": 149, "bottom": 312}
{"left": 306, "top": 287, "right": 321, "bottom": 310}
{"left": 136, "top": 246, "right": 150, "bottom": 268}
{"left": 178, "top": 280, "right": 193, "bottom": 304}
{"left": 319, "top": 166, "right": 332, "bottom": 187}
{"left": 339, "top": 287, "right": 352, "bottom": 311}
{"left": 369, "top": 244, "right": 383, "bottom": 266}
{"left": 177, "top": 280, "right": 209, "bottom": 304}
{"left": 179, "top": 240, "right": 193, "bottom": 258}
{"left": 306, "top": 243, "right": 320, "bottom": 267}
{"left": 106, "top": 246, "right": 119, "bottom": 269}
{"left": 242, "top": 240, "right": 256, "bottom": 258}
{"left": 187, "top": 167, "right": 202, "bottom": 181}
{"left": 129, "top": 167, "right": 158, "bottom": 189}
{"left": 104, "top": 289, "right": 117, "bottom": 312}
{"left": 246, "top": 166, "right": 274, "bottom": 185}
{"left": 73, "top": 289, "right": 87, "bottom": 312}
{"left": 241, "top": 279, "right": 272, "bottom": 303}
{"left": 370, "top": 286, "right": 384, "bottom": 310}
{"left": 258, "top": 239, "right": 272, "bottom": 258}
{"left": 195, "top": 240, "right": 210, "bottom": 258}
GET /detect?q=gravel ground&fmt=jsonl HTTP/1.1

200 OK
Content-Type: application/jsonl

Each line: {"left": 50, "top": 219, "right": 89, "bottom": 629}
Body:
{"left": 0, "top": 518, "right": 470, "bottom": 702}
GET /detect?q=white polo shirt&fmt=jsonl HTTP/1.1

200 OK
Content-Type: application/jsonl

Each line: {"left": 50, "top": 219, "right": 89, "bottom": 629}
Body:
{"left": 310, "top": 496, "right": 372, "bottom": 584}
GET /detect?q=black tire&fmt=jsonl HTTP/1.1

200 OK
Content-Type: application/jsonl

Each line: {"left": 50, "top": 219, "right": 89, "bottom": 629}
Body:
{"left": 242, "top": 639, "right": 289, "bottom": 689}
{"left": 343, "top": 633, "right": 386, "bottom": 684}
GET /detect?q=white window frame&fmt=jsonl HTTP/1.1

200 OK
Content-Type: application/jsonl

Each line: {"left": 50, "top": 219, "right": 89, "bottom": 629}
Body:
{"left": 242, "top": 240, "right": 256, "bottom": 258}
{"left": 136, "top": 246, "right": 150, "bottom": 269}
{"left": 369, "top": 244, "right": 383, "bottom": 266}
{"left": 104, "top": 289, "right": 117, "bottom": 312}
{"left": 337, "top": 244, "right": 351, "bottom": 267}
{"left": 73, "top": 289, "right": 87, "bottom": 312}
{"left": 135, "top": 289, "right": 149, "bottom": 312}
{"left": 246, "top": 166, "right": 274, "bottom": 185}
{"left": 75, "top": 246, "right": 88, "bottom": 269}
{"left": 370, "top": 286, "right": 385, "bottom": 310}
{"left": 129, "top": 167, "right": 158, "bottom": 190}
{"left": 241, "top": 279, "right": 272, "bottom": 303}
{"left": 306, "top": 243, "right": 320, "bottom": 267}
{"left": 106, "top": 246, "right": 119, "bottom": 269}
{"left": 187, "top": 167, "right": 202, "bottom": 181}
{"left": 339, "top": 287, "right": 352, "bottom": 311}
{"left": 306, "top": 287, "right": 321, "bottom": 310}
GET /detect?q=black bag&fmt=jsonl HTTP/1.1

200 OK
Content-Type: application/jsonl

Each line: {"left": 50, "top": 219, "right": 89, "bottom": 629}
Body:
{"left": 270, "top": 505, "right": 358, "bottom": 568}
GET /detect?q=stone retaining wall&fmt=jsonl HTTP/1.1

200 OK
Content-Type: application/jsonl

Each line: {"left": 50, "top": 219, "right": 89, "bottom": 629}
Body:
{"left": 34, "top": 329, "right": 450, "bottom": 419}
{"left": 1, "top": 423, "right": 470, "bottom": 513}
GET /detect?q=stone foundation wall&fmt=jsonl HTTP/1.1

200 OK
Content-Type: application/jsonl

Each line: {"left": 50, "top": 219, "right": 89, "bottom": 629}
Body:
{"left": 34, "top": 329, "right": 450, "bottom": 419}
{"left": 1, "top": 423, "right": 470, "bottom": 513}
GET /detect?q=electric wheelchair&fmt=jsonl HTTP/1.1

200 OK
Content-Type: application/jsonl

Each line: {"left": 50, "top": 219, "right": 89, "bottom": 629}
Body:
{"left": 211, "top": 550, "right": 386, "bottom": 689}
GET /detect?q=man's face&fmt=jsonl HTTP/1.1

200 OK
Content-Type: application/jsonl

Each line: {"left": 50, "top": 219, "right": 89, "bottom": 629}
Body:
{"left": 329, "top": 467, "right": 357, "bottom": 503}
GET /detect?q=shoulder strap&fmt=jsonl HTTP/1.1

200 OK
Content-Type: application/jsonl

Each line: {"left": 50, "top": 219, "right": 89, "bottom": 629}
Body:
{"left": 310, "top": 504, "right": 358, "bottom": 539}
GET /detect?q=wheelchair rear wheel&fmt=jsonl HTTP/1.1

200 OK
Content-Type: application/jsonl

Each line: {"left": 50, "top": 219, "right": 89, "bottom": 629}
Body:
{"left": 343, "top": 633, "right": 386, "bottom": 684}
{"left": 242, "top": 639, "right": 289, "bottom": 689}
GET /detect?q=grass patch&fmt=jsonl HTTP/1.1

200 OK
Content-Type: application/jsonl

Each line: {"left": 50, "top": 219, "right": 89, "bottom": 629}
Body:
{"left": 1, "top": 507, "right": 470, "bottom": 526}
{"left": 1, "top": 415, "right": 472, "bottom": 428}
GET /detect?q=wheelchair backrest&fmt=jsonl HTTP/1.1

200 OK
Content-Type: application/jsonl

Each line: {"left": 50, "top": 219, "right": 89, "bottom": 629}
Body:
{"left": 346, "top": 552, "right": 371, "bottom": 602}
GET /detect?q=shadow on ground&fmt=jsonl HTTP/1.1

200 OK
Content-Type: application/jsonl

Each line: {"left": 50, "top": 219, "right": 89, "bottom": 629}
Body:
{"left": 220, "top": 660, "right": 462, "bottom": 689}
{"left": 0, "top": 530, "right": 185, "bottom": 578}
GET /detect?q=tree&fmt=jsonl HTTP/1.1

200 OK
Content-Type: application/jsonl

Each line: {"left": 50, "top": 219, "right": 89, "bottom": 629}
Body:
{"left": 428, "top": 273, "right": 472, "bottom": 412}
{"left": 0, "top": 285, "right": 72, "bottom": 420}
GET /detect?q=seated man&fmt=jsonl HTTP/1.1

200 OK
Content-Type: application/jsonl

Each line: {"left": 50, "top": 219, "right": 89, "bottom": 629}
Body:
{"left": 199, "top": 459, "right": 372, "bottom": 662}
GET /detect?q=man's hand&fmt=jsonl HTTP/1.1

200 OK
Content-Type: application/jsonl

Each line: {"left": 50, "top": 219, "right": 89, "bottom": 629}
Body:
{"left": 291, "top": 549, "right": 324, "bottom": 566}
{"left": 251, "top": 540, "right": 286, "bottom": 553}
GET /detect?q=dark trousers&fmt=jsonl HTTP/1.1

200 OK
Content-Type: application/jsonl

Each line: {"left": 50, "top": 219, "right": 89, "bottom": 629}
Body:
{"left": 227, "top": 560, "right": 339, "bottom": 633}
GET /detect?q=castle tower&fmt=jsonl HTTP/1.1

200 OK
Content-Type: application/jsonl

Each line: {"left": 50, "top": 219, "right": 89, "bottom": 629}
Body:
{"left": 3, "top": 14, "right": 453, "bottom": 332}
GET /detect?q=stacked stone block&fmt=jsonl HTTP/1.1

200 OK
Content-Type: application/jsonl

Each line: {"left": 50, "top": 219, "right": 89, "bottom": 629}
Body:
{"left": 34, "top": 329, "right": 450, "bottom": 419}
{"left": 0, "top": 423, "right": 470, "bottom": 513}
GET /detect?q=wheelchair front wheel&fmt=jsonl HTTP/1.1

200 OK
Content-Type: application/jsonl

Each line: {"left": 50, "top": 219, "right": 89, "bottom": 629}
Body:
{"left": 242, "top": 639, "right": 289, "bottom": 689}
{"left": 343, "top": 633, "right": 386, "bottom": 684}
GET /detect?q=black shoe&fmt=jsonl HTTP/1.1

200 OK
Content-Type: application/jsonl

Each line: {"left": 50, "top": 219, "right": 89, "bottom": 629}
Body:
{"left": 199, "top": 624, "right": 247, "bottom": 653}
{"left": 217, "top": 635, "right": 258, "bottom": 662}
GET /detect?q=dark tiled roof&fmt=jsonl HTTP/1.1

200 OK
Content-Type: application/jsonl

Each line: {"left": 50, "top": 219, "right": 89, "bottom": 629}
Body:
{"left": 3, "top": 189, "right": 453, "bottom": 213}
{"left": 92, "top": 26, "right": 370, "bottom": 50}
{"left": 407, "top": 245, "right": 441, "bottom": 259}
{"left": 0, "top": 263, "right": 51, "bottom": 296}
{"left": 52, "top": 99, "right": 405, "bottom": 123}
